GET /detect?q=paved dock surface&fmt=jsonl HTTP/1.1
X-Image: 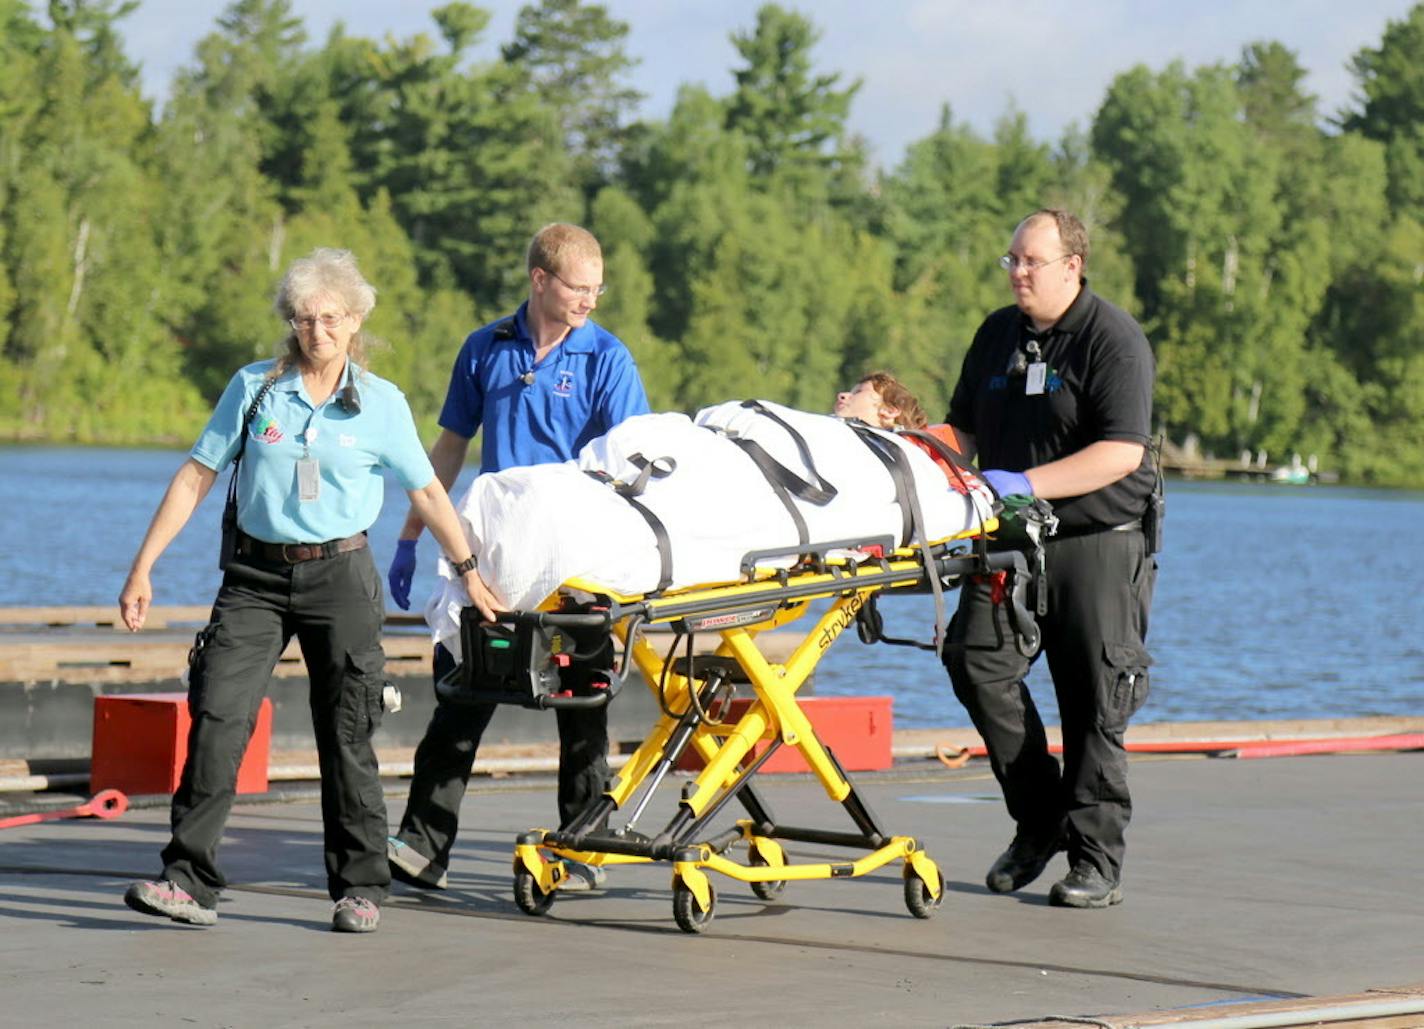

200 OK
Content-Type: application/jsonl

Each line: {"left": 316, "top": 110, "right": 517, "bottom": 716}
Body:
{"left": 1, "top": 750, "right": 1421, "bottom": 1028}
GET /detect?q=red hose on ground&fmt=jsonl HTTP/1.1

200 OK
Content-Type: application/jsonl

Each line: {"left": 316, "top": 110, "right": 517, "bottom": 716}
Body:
{"left": 1227, "top": 733, "right": 1424, "bottom": 759}
{"left": 935, "top": 733, "right": 1424, "bottom": 768}
{"left": 0, "top": 788, "right": 129, "bottom": 829}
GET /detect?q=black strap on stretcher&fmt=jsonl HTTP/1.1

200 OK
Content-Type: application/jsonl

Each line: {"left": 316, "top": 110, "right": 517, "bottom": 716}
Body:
{"left": 585, "top": 454, "right": 676, "bottom": 593}
{"left": 895, "top": 426, "right": 993, "bottom": 570}
{"left": 737, "top": 401, "right": 839, "bottom": 502}
{"left": 845, "top": 422, "right": 949, "bottom": 651}
{"left": 709, "top": 400, "right": 840, "bottom": 548}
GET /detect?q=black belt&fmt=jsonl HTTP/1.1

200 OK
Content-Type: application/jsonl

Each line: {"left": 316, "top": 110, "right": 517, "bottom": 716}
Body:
{"left": 235, "top": 531, "right": 368, "bottom": 564}
{"left": 1051, "top": 518, "right": 1142, "bottom": 541}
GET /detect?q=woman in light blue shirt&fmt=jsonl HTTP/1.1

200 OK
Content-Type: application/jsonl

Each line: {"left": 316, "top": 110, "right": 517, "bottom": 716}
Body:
{"left": 117, "top": 248, "right": 482, "bottom": 934}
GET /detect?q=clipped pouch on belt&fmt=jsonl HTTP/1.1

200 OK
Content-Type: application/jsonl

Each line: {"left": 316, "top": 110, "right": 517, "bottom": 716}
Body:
{"left": 1142, "top": 434, "right": 1165, "bottom": 556}
{"left": 1143, "top": 490, "right": 1165, "bottom": 555}
{"left": 182, "top": 623, "right": 217, "bottom": 690}
{"left": 218, "top": 498, "right": 238, "bottom": 571}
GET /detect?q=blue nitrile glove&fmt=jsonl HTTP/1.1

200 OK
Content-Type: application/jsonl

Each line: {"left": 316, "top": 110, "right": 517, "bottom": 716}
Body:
{"left": 388, "top": 538, "right": 418, "bottom": 610}
{"left": 982, "top": 469, "right": 1034, "bottom": 499}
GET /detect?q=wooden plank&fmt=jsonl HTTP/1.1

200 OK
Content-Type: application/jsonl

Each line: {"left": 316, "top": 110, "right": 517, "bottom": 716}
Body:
{"left": 0, "top": 607, "right": 799, "bottom": 684}
{"left": 0, "top": 606, "right": 212, "bottom": 630}
{"left": 0, "top": 629, "right": 433, "bottom": 683}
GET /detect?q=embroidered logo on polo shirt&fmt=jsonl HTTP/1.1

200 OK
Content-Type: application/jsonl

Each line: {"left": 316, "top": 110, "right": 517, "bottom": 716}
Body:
{"left": 252, "top": 416, "right": 284, "bottom": 444}
{"left": 553, "top": 370, "right": 576, "bottom": 396}
{"left": 339, "top": 434, "right": 356, "bottom": 447}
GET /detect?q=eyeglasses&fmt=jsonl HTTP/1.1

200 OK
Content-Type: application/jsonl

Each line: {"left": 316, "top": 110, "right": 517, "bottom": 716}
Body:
{"left": 545, "top": 269, "right": 607, "bottom": 298}
{"left": 999, "top": 253, "right": 1074, "bottom": 273}
{"left": 289, "top": 312, "right": 348, "bottom": 332}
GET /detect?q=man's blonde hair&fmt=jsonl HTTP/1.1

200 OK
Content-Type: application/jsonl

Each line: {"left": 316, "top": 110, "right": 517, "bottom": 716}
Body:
{"left": 527, "top": 223, "right": 602, "bottom": 275}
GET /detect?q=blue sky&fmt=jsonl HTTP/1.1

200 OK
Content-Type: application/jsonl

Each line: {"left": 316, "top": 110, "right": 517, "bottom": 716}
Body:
{"left": 107, "top": 0, "right": 1416, "bottom": 169}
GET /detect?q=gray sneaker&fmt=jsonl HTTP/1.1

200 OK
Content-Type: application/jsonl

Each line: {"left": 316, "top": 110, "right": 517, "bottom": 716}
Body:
{"left": 123, "top": 879, "right": 217, "bottom": 926}
{"left": 332, "top": 896, "right": 380, "bottom": 933}
{"left": 387, "top": 837, "right": 448, "bottom": 890}
{"left": 561, "top": 860, "right": 607, "bottom": 892}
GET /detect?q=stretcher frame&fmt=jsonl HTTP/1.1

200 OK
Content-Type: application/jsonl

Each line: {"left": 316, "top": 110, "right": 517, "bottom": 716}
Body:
{"left": 459, "top": 527, "right": 1039, "bottom": 934}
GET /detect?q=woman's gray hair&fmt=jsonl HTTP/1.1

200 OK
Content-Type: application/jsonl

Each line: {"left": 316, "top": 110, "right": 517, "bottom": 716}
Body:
{"left": 272, "top": 248, "right": 380, "bottom": 373}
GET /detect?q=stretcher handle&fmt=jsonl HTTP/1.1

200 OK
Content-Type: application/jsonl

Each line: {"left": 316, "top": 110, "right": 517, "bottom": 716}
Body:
{"left": 499, "top": 610, "right": 614, "bottom": 630}
{"left": 532, "top": 691, "right": 612, "bottom": 711}
{"left": 738, "top": 535, "right": 897, "bottom": 578}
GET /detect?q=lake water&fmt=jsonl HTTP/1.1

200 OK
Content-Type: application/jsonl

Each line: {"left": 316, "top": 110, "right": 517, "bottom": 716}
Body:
{"left": 2, "top": 446, "right": 1421, "bottom": 729}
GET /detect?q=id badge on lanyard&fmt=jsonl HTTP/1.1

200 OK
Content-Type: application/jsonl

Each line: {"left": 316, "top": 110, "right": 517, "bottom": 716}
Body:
{"left": 297, "top": 424, "right": 320, "bottom": 502}
{"left": 297, "top": 455, "right": 321, "bottom": 502}
{"left": 1025, "top": 362, "right": 1047, "bottom": 396}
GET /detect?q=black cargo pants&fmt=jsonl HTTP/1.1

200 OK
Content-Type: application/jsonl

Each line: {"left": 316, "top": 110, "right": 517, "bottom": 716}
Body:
{"left": 161, "top": 547, "right": 391, "bottom": 907}
{"left": 943, "top": 527, "right": 1155, "bottom": 882}
{"left": 394, "top": 627, "right": 614, "bottom": 869}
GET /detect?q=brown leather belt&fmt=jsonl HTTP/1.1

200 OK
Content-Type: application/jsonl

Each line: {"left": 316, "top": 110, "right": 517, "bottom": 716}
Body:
{"left": 235, "top": 531, "right": 368, "bottom": 564}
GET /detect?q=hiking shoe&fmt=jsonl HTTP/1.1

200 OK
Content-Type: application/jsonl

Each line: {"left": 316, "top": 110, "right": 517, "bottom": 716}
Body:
{"left": 332, "top": 896, "right": 380, "bottom": 933}
{"left": 1049, "top": 862, "right": 1123, "bottom": 908}
{"left": 985, "top": 828, "right": 1065, "bottom": 894}
{"left": 560, "top": 860, "right": 606, "bottom": 892}
{"left": 387, "top": 837, "right": 448, "bottom": 890}
{"left": 123, "top": 879, "right": 217, "bottom": 927}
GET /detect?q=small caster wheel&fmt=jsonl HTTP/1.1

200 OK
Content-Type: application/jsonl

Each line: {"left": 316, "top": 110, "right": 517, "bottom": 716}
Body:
{"left": 748, "top": 845, "right": 786, "bottom": 901}
{"left": 514, "top": 867, "right": 555, "bottom": 916}
{"left": 672, "top": 879, "right": 716, "bottom": 934}
{"left": 904, "top": 868, "right": 942, "bottom": 919}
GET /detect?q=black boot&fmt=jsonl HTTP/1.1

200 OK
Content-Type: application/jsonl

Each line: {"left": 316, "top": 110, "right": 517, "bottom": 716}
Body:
{"left": 1048, "top": 861, "right": 1123, "bottom": 908}
{"left": 985, "top": 827, "right": 1065, "bottom": 894}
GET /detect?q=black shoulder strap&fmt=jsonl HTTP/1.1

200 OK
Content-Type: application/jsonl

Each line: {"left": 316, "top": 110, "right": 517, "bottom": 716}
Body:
{"left": 224, "top": 376, "right": 278, "bottom": 511}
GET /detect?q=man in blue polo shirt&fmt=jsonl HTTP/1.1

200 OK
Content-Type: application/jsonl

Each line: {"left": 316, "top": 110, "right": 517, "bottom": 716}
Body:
{"left": 385, "top": 223, "right": 650, "bottom": 892}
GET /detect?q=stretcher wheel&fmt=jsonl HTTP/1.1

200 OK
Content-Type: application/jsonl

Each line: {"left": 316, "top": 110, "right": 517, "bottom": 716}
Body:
{"left": 514, "top": 868, "right": 555, "bottom": 916}
{"left": 903, "top": 869, "right": 942, "bottom": 920}
{"left": 748, "top": 847, "right": 786, "bottom": 901}
{"left": 672, "top": 880, "right": 716, "bottom": 934}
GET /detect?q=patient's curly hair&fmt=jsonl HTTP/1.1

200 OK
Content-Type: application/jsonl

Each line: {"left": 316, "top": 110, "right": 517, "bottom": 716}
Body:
{"left": 860, "top": 371, "right": 928, "bottom": 429}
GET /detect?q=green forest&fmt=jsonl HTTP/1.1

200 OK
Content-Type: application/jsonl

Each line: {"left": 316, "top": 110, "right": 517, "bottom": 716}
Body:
{"left": 2, "top": 1, "right": 1423, "bottom": 484}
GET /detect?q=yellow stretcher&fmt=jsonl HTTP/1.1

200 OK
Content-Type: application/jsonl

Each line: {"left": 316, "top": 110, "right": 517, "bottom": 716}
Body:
{"left": 444, "top": 525, "right": 1042, "bottom": 934}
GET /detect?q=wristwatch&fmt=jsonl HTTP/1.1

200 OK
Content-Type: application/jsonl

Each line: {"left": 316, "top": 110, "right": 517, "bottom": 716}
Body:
{"left": 450, "top": 554, "right": 478, "bottom": 576}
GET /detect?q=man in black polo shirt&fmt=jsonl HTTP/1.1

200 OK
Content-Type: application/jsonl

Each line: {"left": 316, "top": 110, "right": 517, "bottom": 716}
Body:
{"left": 944, "top": 208, "right": 1157, "bottom": 908}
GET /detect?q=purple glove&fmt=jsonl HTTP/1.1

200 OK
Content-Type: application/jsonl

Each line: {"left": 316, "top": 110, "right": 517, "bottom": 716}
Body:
{"left": 982, "top": 469, "right": 1034, "bottom": 498}
{"left": 387, "top": 539, "right": 418, "bottom": 610}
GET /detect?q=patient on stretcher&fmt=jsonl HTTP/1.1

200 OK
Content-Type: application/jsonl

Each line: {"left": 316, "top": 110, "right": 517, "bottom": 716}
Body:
{"left": 425, "top": 378, "right": 994, "bottom": 656}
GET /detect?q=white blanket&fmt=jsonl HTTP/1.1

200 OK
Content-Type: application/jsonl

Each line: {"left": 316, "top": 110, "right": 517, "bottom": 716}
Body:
{"left": 425, "top": 401, "right": 994, "bottom": 657}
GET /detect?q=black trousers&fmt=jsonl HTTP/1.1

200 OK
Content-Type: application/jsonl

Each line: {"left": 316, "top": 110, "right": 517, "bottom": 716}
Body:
{"left": 161, "top": 548, "right": 391, "bottom": 907}
{"left": 394, "top": 630, "right": 613, "bottom": 869}
{"left": 943, "top": 528, "right": 1155, "bottom": 881}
